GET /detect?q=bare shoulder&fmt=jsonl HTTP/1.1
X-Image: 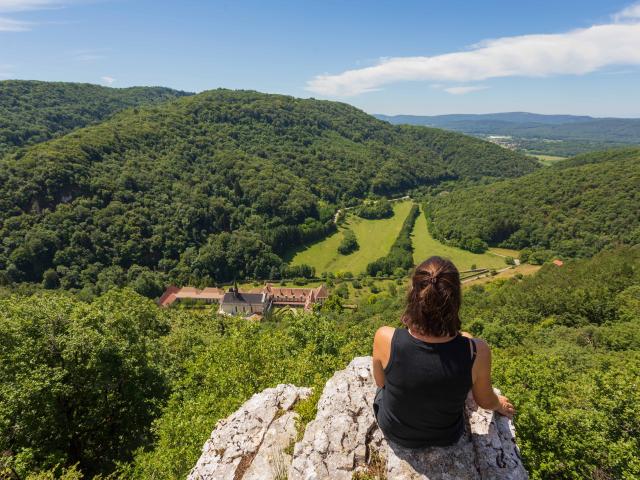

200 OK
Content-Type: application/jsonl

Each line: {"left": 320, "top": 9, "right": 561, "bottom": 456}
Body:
{"left": 374, "top": 326, "right": 395, "bottom": 342}
{"left": 472, "top": 338, "right": 491, "bottom": 357}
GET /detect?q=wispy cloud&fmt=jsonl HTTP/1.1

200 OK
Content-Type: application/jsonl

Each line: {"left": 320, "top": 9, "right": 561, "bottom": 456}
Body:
{"left": 101, "top": 75, "right": 115, "bottom": 85}
{"left": 0, "top": 15, "right": 30, "bottom": 30}
{"left": 443, "top": 85, "right": 488, "bottom": 95}
{"left": 613, "top": 2, "right": 640, "bottom": 21}
{"left": 0, "top": 0, "right": 65, "bottom": 12}
{"left": 306, "top": 3, "right": 640, "bottom": 96}
{"left": 0, "top": 0, "right": 71, "bottom": 32}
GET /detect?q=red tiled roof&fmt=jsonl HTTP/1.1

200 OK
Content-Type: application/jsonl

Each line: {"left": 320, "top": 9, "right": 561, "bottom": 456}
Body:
{"left": 159, "top": 286, "right": 225, "bottom": 307}
{"left": 160, "top": 284, "right": 328, "bottom": 309}
{"left": 552, "top": 259, "right": 564, "bottom": 266}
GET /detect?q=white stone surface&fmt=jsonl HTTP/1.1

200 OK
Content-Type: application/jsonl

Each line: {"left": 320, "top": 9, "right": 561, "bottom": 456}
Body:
{"left": 188, "top": 357, "right": 528, "bottom": 480}
{"left": 187, "top": 384, "right": 311, "bottom": 480}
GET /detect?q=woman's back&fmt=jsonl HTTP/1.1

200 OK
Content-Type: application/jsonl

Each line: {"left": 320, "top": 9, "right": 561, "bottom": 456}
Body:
{"left": 372, "top": 256, "right": 514, "bottom": 448}
{"left": 375, "top": 328, "right": 474, "bottom": 447}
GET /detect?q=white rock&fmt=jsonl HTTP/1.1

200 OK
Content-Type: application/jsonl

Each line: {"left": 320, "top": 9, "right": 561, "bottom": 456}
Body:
{"left": 187, "top": 384, "right": 311, "bottom": 480}
{"left": 188, "top": 357, "right": 528, "bottom": 480}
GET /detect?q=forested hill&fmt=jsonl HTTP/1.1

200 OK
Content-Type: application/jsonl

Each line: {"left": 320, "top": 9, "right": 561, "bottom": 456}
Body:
{"left": 0, "top": 80, "right": 191, "bottom": 155}
{"left": 425, "top": 148, "right": 640, "bottom": 259}
{"left": 0, "top": 88, "right": 536, "bottom": 294}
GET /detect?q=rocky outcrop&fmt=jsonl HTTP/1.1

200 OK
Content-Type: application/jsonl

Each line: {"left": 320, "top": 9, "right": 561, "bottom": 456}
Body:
{"left": 188, "top": 384, "right": 312, "bottom": 480}
{"left": 189, "top": 357, "right": 528, "bottom": 480}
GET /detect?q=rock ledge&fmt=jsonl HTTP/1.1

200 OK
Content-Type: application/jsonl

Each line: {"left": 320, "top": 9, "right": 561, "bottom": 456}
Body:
{"left": 188, "top": 357, "right": 528, "bottom": 479}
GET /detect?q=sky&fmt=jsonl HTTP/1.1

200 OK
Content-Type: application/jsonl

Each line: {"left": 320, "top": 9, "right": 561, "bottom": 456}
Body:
{"left": 1, "top": 0, "right": 640, "bottom": 117}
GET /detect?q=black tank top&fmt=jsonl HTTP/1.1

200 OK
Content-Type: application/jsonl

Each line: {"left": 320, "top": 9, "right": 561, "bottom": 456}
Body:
{"left": 374, "top": 328, "right": 476, "bottom": 448}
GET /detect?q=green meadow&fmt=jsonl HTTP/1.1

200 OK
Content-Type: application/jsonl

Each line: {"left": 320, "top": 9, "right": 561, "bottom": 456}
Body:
{"left": 412, "top": 207, "right": 514, "bottom": 271}
{"left": 533, "top": 154, "right": 566, "bottom": 166}
{"left": 290, "top": 201, "right": 414, "bottom": 274}
{"left": 290, "top": 201, "right": 517, "bottom": 275}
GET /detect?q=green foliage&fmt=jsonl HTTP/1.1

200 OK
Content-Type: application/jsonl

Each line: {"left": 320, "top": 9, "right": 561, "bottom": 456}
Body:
{"left": 366, "top": 204, "right": 419, "bottom": 276}
{"left": 129, "top": 302, "right": 399, "bottom": 479}
{"left": 461, "top": 247, "right": 640, "bottom": 479}
{"left": 354, "top": 199, "right": 393, "bottom": 219}
{"left": 0, "top": 88, "right": 535, "bottom": 292}
{"left": 338, "top": 229, "right": 359, "bottom": 255}
{"left": 334, "top": 282, "right": 349, "bottom": 299}
{"left": 425, "top": 148, "right": 640, "bottom": 257}
{"left": 0, "top": 290, "right": 170, "bottom": 478}
{"left": 321, "top": 294, "right": 344, "bottom": 313}
{"left": 1, "top": 248, "right": 639, "bottom": 479}
{"left": 0, "top": 80, "right": 190, "bottom": 156}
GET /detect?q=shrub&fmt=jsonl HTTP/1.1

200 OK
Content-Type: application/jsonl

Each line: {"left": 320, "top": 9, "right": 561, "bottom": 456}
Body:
{"left": 355, "top": 199, "right": 393, "bottom": 219}
{"left": 337, "top": 230, "right": 359, "bottom": 255}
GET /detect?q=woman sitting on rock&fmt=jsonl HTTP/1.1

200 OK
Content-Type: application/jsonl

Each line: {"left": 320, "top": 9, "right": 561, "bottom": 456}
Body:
{"left": 372, "top": 256, "right": 515, "bottom": 448}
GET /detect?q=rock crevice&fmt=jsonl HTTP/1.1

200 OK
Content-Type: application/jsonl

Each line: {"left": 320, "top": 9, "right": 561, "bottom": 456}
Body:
{"left": 188, "top": 357, "right": 528, "bottom": 480}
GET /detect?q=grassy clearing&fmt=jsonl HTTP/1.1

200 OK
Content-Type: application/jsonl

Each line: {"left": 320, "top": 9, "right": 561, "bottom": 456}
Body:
{"left": 290, "top": 201, "right": 414, "bottom": 275}
{"left": 532, "top": 154, "right": 566, "bottom": 166}
{"left": 463, "top": 263, "right": 542, "bottom": 287}
{"left": 488, "top": 247, "right": 521, "bottom": 258}
{"left": 412, "top": 208, "right": 510, "bottom": 271}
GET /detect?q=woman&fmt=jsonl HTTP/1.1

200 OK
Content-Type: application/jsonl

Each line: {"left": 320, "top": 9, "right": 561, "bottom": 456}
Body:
{"left": 372, "top": 256, "right": 515, "bottom": 448}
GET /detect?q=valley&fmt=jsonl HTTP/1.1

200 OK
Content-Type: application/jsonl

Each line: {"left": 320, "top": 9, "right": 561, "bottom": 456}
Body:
{"left": 290, "top": 200, "right": 513, "bottom": 275}
{"left": 411, "top": 205, "right": 513, "bottom": 271}
{"left": 0, "top": 80, "right": 638, "bottom": 480}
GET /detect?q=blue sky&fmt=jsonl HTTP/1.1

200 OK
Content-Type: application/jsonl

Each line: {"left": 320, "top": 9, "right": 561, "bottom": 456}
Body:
{"left": 1, "top": 0, "right": 639, "bottom": 116}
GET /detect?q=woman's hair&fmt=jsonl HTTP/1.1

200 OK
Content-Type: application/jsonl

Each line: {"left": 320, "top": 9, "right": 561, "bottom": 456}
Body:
{"left": 402, "top": 256, "right": 461, "bottom": 337}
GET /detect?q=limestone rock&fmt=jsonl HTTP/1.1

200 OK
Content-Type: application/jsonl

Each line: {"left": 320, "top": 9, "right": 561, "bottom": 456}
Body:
{"left": 188, "top": 357, "right": 528, "bottom": 480}
{"left": 187, "top": 384, "right": 311, "bottom": 480}
{"left": 288, "top": 357, "right": 382, "bottom": 479}
{"left": 288, "top": 356, "right": 527, "bottom": 480}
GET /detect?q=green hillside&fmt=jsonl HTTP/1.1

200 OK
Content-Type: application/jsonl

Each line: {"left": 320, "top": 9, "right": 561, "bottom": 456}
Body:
{"left": 0, "top": 80, "right": 191, "bottom": 156}
{"left": 425, "top": 148, "right": 640, "bottom": 259}
{"left": 0, "top": 88, "right": 537, "bottom": 294}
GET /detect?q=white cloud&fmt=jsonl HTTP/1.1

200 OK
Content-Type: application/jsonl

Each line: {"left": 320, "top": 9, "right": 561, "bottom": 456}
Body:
{"left": 443, "top": 85, "right": 488, "bottom": 95}
{"left": 0, "top": 0, "right": 70, "bottom": 32}
{"left": 306, "top": 3, "right": 640, "bottom": 97}
{"left": 0, "top": 15, "right": 30, "bottom": 30}
{"left": 101, "top": 75, "right": 115, "bottom": 85}
{"left": 0, "top": 0, "right": 63, "bottom": 12}
{"left": 614, "top": 2, "right": 640, "bottom": 21}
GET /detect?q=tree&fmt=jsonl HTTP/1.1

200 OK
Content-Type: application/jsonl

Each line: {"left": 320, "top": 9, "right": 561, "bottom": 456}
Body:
{"left": 337, "top": 230, "right": 359, "bottom": 255}
{"left": 334, "top": 282, "right": 349, "bottom": 299}
{"left": 0, "top": 290, "right": 168, "bottom": 478}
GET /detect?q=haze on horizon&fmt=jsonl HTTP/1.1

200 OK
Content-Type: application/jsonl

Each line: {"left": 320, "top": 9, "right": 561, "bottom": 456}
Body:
{"left": 1, "top": 0, "right": 639, "bottom": 117}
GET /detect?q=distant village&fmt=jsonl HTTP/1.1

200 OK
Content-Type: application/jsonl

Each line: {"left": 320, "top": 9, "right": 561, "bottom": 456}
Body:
{"left": 158, "top": 283, "right": 329, "bottom": 319}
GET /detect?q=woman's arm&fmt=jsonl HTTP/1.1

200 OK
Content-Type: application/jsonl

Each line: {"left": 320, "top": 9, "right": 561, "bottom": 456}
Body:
{"left": 372, "top": 326, "right": 394, "bottom": 387}
{"left": 471, "top": 339, "right": 516, "bottom": 418}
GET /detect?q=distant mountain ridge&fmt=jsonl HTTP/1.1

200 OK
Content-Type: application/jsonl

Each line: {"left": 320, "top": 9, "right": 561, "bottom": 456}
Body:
{"left": 376, "top": 112, "right": 640, "bottom": 156}
{"left": 376, "top": 112, "right": 596, "bottom": 125}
